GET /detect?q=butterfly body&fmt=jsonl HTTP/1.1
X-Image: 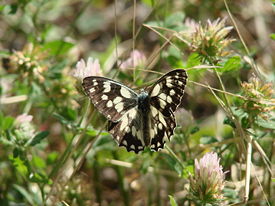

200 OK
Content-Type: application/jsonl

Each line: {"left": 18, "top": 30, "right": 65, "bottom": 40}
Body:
{"left": 82, "top": 69, "right": 187, "bottom": 153}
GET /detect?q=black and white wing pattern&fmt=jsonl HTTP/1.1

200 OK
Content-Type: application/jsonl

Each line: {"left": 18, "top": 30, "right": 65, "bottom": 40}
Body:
{"left": 82, "top": 76, "right": 145, "bottom": 153}
{"left": 107, "top": 109, "right": 145, "bottom": 153}
{"left": 82, "top": 77, "right": 138, "bottom": 122}
{"left": 148, "top": 69, "right": 187, "bottom": 151}
{"left": 82, "top": 69, "right": 187, "bottom": 153}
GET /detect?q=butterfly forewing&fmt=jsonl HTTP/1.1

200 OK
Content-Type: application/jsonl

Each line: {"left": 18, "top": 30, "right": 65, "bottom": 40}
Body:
{"left": 82, "top": 76, "right": 138, "bottom": 122}
{"left": 149, "top": 69, "right": 187, "bottom": 116}
{"left": 148, "top": 69, "right": 187, "bottom": 151}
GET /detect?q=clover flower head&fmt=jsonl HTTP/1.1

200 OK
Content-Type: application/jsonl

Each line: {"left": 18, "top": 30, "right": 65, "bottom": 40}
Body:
{"left": 241, "top": 74, "right": 275, "bottom": 120}
{"left": 241, "top": 75, "right": 273, "bottom": 99}
{"left": 119, "top": 50, "right": 146, "bottom": 70}
{"left": 189, "top": 152, "right": 226, "bottom": 205}
{"left": 181, "top": 18, "right": 234, "bottom": 62}
{"left": 8, "top": 44, "right": 47, "bottom": 82}
{"left": 15, "top": 114, "right": 35, "bottom": 140}
{"left": 73, "top": 57, "right": 102, "bottom": 80}
{"left": 16, "top": 114, "right": 33, "bottom": 124}
{"left": 184, "top": 18, "right": 198, "bottom": 34}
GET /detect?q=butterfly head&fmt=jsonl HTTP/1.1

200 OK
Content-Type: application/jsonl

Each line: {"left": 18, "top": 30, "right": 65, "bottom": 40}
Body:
{"left": 137, "top": 90, "right": 150, "bottom": 112}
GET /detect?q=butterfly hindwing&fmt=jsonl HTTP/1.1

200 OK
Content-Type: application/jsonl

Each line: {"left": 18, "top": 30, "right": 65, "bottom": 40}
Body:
{"left": 149, "top": 106, "right": 176, "bottom": 151}
{"left": 82, "top": 76, "right": 138, "bottom": 122}
{"left": 108, "top": 107, "right": 145, "bottom": 153}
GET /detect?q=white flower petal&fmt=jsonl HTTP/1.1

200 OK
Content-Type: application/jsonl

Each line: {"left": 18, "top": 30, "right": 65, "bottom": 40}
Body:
{"left": 119, "top": 50, "right": 146, "bottom": 70}
{"left": 16, "top": 114, "right": 33, "bottom": 123}
{"left": 73, "top": 57, "right": 102, "bottom": 80}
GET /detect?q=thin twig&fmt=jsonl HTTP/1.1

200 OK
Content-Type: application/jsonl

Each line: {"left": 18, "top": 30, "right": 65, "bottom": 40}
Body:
{"left": 252, "top": 164, "right": 271, "bottom": 206}
{"left": 0, "top": 95, "right": 28, "bottom": 104}
{"left": 223, "top": 0, "right": 262, "bottom": 78}
{"left": 114, "top": 0, "right": 118, "bottom": 68}
{"left": 244, "top": 137, "right": 252, "bottom": 202}
{"left": 133, "top": 0, "right": 137, "bottom": 82}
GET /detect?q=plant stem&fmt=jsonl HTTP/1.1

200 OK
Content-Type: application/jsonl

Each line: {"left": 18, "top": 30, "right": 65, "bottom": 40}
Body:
{"left": 112, "top": 151, "right": 130, "bottom": 206}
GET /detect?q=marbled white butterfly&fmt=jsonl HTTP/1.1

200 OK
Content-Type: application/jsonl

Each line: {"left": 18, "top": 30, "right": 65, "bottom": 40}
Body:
{"left": 82, "top": 69, "right": 187, "bottom": 153}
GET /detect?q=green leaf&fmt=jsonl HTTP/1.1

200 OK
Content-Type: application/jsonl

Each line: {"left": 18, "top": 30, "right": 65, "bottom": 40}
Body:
{"left": 166, "top": 46, "right": 184, "bottom": 68}
{"left": 53, "top": 113, "right": 70, "bottom": 124}
{"left": 167, "top": 46, "right": 182, "bottom": 59}
{"left": 0, "top": 112, "right": 3, "bottom": 128}
{"left": 48, "top": 60, "right": 67, "bottom": 79}
{"left": 61, "top": 107, "right": 77, "bottom": 121}
{"left": 200, "top": 136, "right": 218, "bottom": 144}
{"left": 223, "top": 188, "right": 239, "bottom": 201}
{"left": 270, "top": 33, "right": 275, "bottom": 40}
{"left": 0, "top": 5, "right": 6, "bottom": 11}
{"left": 231, "top": 106, "right": 246, "bottom": 117}
{"left": 43, "top": 40, "right": 74, "bottom": 55}
{"left": 2, "top": 116, "right": 14, "bottom": 130}
{"left": 29, "top": 172, "right": 48, "bottom": 183}
{"left": 164, "top": 12, "right": 185, "bottom": 31}
{"left": 223, "top": 116, "right": 236, "bottom": 128}
{"left": 221, "top": 56, "right": 241, "bottom": 72}
{"left": 186, "top": 53, "right": 202, "bottom": 68}
{"left": 47, "top": 152, "right": 59, "bottom": 164}
{"left": 256, "top": 117, "right": 275, "bottom": 130}
{"left": 89, "top": 135, "right": 115, "bottom": 157}
{"left": 182, "top": 165, "right": 194, "bottom": 178}
{"left": 13, "top": 147, "right": 24, "bottom": 158}
{"left": 85, "top": 128, "right": 98, "bottom": 136}
{"left": 32, "top": 156, "right": 46, "bottom": 169}
{"left": 135, "top": 78, "right": 144, "bottom": 87}
{"left": 29, "top": 131, "right": 49, "bottom": 146}
{"left": 145, "top": 20, "right": 163, "bottom": 27}
{"left": 168, "top": 195, "right": 178, "bottom": 206}
{"left": 140, "top": 154, "right": 153, "bottom": 173}
{"left": 10, "top": 156, "right": 28, "bottom": 176}
{"left": 142, "top": 0, "right": 155, "bottom": 7}
{"left": 92, "top": 135, "right": 114, "bottom": 149}
{"left": 160, "top": 153, "right": 183, "bottom": 176}
{"left": 190, "top": 126, "right": 200, "bottom": 134}
{"left": 241, "top": 116, "right": 249, "bottom": 128}
{"left": 8, "top": 4, "right": 18, "bottom": 14}
{"left": 13, "top": 184, "right": 35, "bottom": 205}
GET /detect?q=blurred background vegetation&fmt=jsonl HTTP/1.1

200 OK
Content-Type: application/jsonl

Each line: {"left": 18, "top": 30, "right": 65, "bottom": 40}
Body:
{"left": 0, "top": 0, "right": 274, "bottom": 205}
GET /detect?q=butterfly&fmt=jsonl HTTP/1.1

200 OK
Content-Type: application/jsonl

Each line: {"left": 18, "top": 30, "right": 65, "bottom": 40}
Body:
{"left": 82, "top": 69, "right": 187, "bottom": 153}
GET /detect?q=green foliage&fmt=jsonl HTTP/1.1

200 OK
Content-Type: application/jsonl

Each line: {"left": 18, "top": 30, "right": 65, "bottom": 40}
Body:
{"left": 220, "top": 56, "right": 242, "bottom": 72}
{"left": 0, "top": 0, "right": 274, "bottom": 205}
{"left": 10, "top": 156, "right": 28, "bottom": 176}
{"left": 42, "top": 40, "right": 74, "bottom": 56}
{"left": 256, "top": 117, "right": 275, "bottom": 130}
{"left": 186, "top": 53, "right": 202, "bottom": 68}
{"left": 0, "top": 114, "right": 15, "bottom": 131}
{"left": 28, "top": 131, "right": 49, "bottom": 146}
{"left": 168, "top": 195, "right": 178, "bottom": 206}
{"left": 164, "top": 12, "right": 185, "bottom": 31}
{"left": 160, "top": 153, "right": 184, "bottom": 176}
{"left": 146, "top": 11, "right": 185, "bottom": 31}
